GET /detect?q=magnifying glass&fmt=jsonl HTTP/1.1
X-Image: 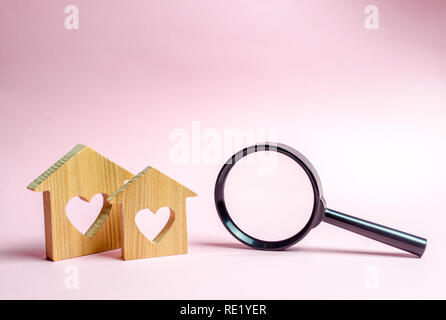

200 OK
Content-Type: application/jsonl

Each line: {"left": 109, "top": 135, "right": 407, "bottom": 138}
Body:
{"left": 214, "top": 142, "right": 427, "bottom": 257}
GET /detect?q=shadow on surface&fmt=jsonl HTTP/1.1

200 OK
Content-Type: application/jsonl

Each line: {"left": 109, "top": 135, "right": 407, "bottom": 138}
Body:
{"left": 93, "top": 248, "right": 122, "bottom": 260}
{"left": 3, "top": 241, "right": 415, "bottom": 261}
{"left": 0, "top": 243, "right": 124, "bottom": 261}
{"left": 191, "top": 240, "right": 415, "bottom": 258}
{"left": 0, "top": 243, "right": 47, "bottom": 261}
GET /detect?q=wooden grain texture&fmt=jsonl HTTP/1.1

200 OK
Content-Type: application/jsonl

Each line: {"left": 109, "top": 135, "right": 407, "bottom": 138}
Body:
{"left": 27, "top": 145, "right": 133, "bottom": 261}
{"left": 110, "top": 166, "right": 197, "bottom": 260}
{"left": 27, "top": 144, "right": 86, "bottom": 191}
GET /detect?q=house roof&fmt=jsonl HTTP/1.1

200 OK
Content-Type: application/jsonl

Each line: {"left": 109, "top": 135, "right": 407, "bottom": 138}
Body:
{"left": 107, "top": 166, "right": 197, "bottom": 202}
{"left": 27, "top": 144, "right": 87, "bottom": 190}
{"left": 107, "top": 166, "right": 152, "bottom": 201}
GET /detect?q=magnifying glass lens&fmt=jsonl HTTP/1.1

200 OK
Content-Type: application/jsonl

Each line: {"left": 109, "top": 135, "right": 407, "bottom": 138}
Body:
{"left": 224, "top": 151, "right": 314, "bottom": 241}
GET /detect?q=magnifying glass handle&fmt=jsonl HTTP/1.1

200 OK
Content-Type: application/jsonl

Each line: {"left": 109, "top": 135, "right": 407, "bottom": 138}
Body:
{"left": 323, "top": 208, "right": 427, "bottom": 257}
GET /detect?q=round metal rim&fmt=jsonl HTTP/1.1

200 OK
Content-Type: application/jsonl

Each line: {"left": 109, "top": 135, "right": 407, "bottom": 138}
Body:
{"left": 214, "top": 142, "right": 323, "bottom": 250}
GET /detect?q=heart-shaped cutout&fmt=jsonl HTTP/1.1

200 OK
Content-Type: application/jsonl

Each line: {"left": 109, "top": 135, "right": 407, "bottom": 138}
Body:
{"left": 65, "top": 193, "right": 108, "bottom": 237}
{"left": 135, "top": 207, "right": 175, "bottom": 244}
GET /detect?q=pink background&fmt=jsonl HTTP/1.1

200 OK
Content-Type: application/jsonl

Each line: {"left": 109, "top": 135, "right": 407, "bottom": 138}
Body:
{"left": 1, "top": 0, "right": 445, "bottom": 299}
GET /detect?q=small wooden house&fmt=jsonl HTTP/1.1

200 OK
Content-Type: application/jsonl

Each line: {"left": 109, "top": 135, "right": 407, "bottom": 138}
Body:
{"left": 27, "top": 144, "right": 133, "bottom": 261}
{"left": 107, "top": 166, "right": 197, "bottom": 260}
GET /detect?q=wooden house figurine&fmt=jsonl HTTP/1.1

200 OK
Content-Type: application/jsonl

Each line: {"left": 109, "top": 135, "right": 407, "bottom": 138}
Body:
{"left": 27, "top": 144, "right": 133, "bottom": 261}
{"left": 107, "top": 166, "right": 197, "bottom": 260}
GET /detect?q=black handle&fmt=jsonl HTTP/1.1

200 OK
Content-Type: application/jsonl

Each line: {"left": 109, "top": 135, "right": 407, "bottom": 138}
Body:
{"left": 323, "top": 208, "right": 427, "bottom": 257}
